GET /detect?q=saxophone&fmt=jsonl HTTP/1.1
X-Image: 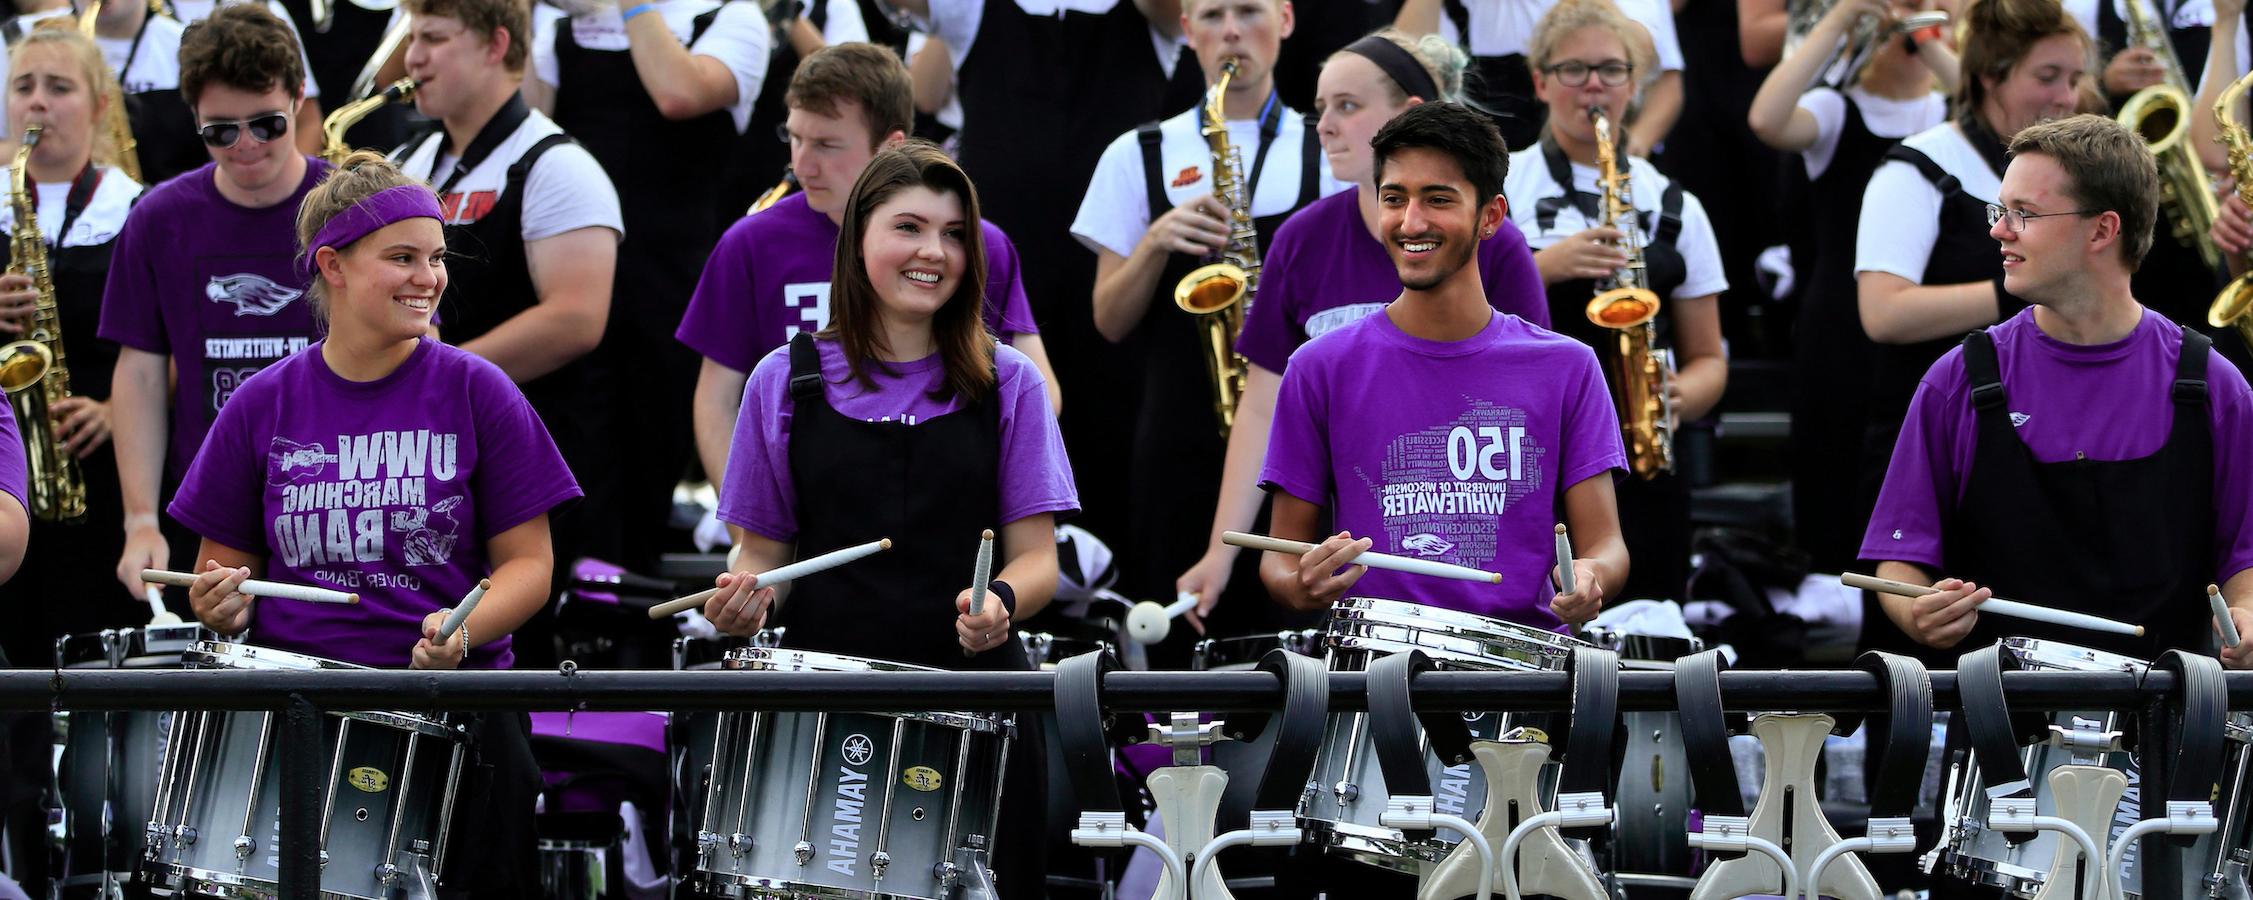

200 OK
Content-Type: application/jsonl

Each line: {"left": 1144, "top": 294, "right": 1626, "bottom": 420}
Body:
{"left": 2209, "top": 70, "right": 2253, "bottom": 344}
{"left": 0, "top": 125, "right": 87, "bottom": 522}
{"left": 1172, "top": 58, "right": 1258, "bottom": 437}
{"left": 77, "top": 0, "right": 143, "bottom": 183}
{"left": 320, "top": 78, "right": 416, "bottom": 164}
{"left": 2117, "top": 0, "right": 2223, "bottom": 271}
{"left": 1584, "top": 108, "right": 1675, "bottom": 479}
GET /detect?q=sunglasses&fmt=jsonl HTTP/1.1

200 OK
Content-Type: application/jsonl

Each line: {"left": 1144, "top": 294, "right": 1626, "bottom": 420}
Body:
{"left": 196, "top": 113, "right": 290, "bottom": 148}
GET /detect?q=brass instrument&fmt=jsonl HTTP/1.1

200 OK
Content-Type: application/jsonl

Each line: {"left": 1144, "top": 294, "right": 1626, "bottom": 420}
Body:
{"left": 0, "top": 125, "right": 87, "bottom": 522}
{"left": 1584, "top": 108, "right": 1675, "bottom": 479}
{"left": 1172, "top": 58, "right": 1258, "bottom": 437}
{"left": 346, "top": 11, "right": 412, "bottom": 102}
{"left": 2209, "top": 71, "right": 2253, "bottom": 344}
{"left": 2118, "top": 0, "right": 2222, "bottom": 271}
{"left": 320, "top": 78, "right": 415, "bottom": 164}
{"left": 1783, "top": 0, "right": 1948, "bottom": 88}
{"left": 750, "top": 169, "right": 797, "bottom": 214}
{"left": 77, "top": 0, "right": 143, "bottom": 183}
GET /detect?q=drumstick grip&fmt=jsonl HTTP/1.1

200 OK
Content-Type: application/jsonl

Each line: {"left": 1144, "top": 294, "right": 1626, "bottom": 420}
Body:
{"left": 648, "top": 538, "right": 893, "bottom": 619}
{"left": 1221, "top": 532, "right": 1502, "bottom": 584}
{"left": 1841, "top": 572, "right": 2144, "bottom": 637}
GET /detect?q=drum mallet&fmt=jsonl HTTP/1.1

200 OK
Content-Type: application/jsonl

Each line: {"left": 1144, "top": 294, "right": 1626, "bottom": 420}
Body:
{"left": 964, "top": 529, "right": 995, "bottom": 658}
{"left": 142, "top": 569, "right": 359, "bottom": 605}
{"left": 1840, "top": 572, "right": 2143, "bottom": 637}
{"left": 1222, "top": 531, "right": 1503, "bottom": 584}
{"left": 144, "top": 585, "right": 183, "bottom": 626}
{"left": 648, "top": 538, "right": 893, "bottom": 619}
{"left": 2212, "top": 584, "right": 2241, "bottom": 649}
{"left": 1553, "top": 523, "right": 1575, "bottom": 595}
{"left": 1127, "top": 592, "right": 1200, "bottom": 645}
{"left": 436, "top": 579, "right": 487, "bottom": 643}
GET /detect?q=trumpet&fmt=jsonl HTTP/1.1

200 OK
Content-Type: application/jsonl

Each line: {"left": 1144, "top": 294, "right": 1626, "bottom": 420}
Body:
{"left": 1173, "top": 58, "right": 1258, "bottom": 437}
{"left": 2208, "top": 70, "right": 2253, "bottom": 344}
{"left": 1783, "top": 0, "right": 1948, "bottom": 88}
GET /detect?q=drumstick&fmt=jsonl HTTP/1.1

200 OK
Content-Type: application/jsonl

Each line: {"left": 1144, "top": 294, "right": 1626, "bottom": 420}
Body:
{"left": 144, "top": 585, "right": 183, "bottom": 626}
{"left": 437, "top": 579, "right": 487, "bottom": 642}
{"left": 141, "top": 569, "right": 359, "bottom": 605}
{"left": 1554, "top": 523, "right": 1575, "bottom": 595}
{"left": 647, "top": 538, "right": 894, "bottom": 619}
{"left": 1840, "top": 572, "right": 2144, "bottom": 637}
{"left": 2212, "top": 584, "right": 2241, "bottom": 649}
{"left": 1222, "top": 531, "right": 1503, "bottom": 584}
{"left": 964, "top": 529, "right": 995, "bottom": 657}
{"left": 1127, "top": 591, "right": 1201, "bottom": 645}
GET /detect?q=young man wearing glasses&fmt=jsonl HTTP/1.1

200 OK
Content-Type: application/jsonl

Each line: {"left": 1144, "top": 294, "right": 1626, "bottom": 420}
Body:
{"left": 98, "top": 3, "right": 330, "bottom": 606}
{"left": 1862, "top": 114, "right": 2253, "bottom": 667}
{"left": 1502, "top": 0, "right": 1728, "bottom": 603}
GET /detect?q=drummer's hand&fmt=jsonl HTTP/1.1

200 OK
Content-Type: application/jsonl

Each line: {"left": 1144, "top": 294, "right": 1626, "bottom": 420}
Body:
{"left": 1906, "top": 577, "right": 1987, "bottom": 648}
{"left": 1283, "top": 531, "right": 1370, "bottom": 612}
{"left": 956, "top": 588, "right": 1012, "bottom": 654}
{"left": 1549, "top": 559, "right": 1604, "bottom": 627}
{"left": 1175, "top": 549, "right": 1236, "bottom": 636}
{"left": 411, "top": 610, "right": 467, "bottom": 670}
{"left": 2220, "top": 607, "right": 2253, "bottom": 669}
{"left": 187, "top": 561, "right": 253, "bottom": 636}
{"left": 701, "top": 571, "right": 775, "bottom": 636}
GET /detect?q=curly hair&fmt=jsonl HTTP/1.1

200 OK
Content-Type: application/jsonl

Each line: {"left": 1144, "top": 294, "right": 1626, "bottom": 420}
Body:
{"left": 179, "top": 3, "right": 305, "bottom": 108}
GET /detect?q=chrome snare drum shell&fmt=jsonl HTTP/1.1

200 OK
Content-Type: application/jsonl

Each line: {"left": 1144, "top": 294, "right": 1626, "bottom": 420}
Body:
{"left": 1324, "top": 595, "right": 1590, "bottom": 671}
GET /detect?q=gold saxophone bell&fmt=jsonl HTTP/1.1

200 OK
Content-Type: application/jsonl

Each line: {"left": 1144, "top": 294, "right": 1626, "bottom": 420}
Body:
{"left": 2214, "top": 273, "right": 2253, "bottom": 342}
{"left": 0, "top": 340, "right": 50, "bottom": 395}
{"left": 1587, "top": 288, "right": 1661, "bottom": 329}
{"left": 1175, "top": 263, "right": 1247, "bottom": 315}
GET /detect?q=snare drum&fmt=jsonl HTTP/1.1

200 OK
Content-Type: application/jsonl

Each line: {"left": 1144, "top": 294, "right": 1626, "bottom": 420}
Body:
{"left": 1303, "top": 597, "right": 1589, "bottom": 870}
{"left": 692, "top": 648, "right": 1011, "bottom": 900}
{"left": 144, "top": 642, "right": 468, "bottom": 900}
{"left": 52, "top": 624, "right": 209, "bottom": 895}
{"left": 1018, "top": 632, "right": 1114, "bottom": 670}
{"left": 1933, "top": 637, "right": 2234, "bottom": 899}
{"left": 1193, "top": 629, "right": 1320, "bottom": 671}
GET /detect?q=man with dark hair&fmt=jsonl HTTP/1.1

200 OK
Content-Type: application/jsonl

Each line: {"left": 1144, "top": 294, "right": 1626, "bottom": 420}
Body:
{"left": 1257, "top": 101, "right": 1628, "bottom": 627}
{"left": 100, "top": 1, "right": 333, "bottom": 604}
{"left": 391, "top": 0, "right": 623, "bottom": 666}
{"left": 1863, "top": 113, "right": 2253, "bottom": 666}
{"left": 678, "top": 42, "right": 1049, "bottom": 509}
{"left": 526, "top": 0, "right": 768, "bottom": 571}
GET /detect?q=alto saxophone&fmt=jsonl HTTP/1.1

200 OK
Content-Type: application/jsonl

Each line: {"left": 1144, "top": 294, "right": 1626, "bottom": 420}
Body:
{"left": 0, "top": 125, "right": 87, "bottom": 521}
{"left": 2208, "top": 70, "right": 2253, "bottom": 344}
{"left": 1584, "top": 107, "right": 1675, "bottom": 479}
{"left": 320, "top": 78, "right": 416, "bottom": 164}
{"left": 2117, "top": 0, "right": 2223, "bottom": 271}
{"left": 1173, "top": 58, "right": 1258, "bottom": 437}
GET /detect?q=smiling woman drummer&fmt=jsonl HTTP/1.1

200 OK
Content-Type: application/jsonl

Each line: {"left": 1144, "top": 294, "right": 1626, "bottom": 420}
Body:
{"left": 164, "top": 151, "right": 580, "bottom": 898}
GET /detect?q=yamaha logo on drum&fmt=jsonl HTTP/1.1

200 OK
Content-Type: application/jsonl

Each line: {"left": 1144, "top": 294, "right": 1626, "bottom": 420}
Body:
{"left": 843, "top": 733, "right": 874, "bottom": 766}
{"left": 826, "top": 734, "right": 876, "bottom": 876}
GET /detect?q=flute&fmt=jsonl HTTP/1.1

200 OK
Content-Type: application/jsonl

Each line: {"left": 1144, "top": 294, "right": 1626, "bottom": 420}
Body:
{"left": 141, "top": 569, "right": 359, "bottom": 605}
{"left": 1840, "top": 572, "right": 2143, "bottom": 637}
{"left": 648, "top": 538, "right": 893, "bottom": 619}
{"left": 1222, "top": 531, "right": 1502, "bottom": 584}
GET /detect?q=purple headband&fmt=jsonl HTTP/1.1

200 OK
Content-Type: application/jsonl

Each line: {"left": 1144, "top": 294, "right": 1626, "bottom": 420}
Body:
{"left": 298, "top": 184, "right": 445, "bottom": 280}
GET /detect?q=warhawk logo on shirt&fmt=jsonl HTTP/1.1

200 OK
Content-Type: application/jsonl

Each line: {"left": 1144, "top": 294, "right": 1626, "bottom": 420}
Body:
{"left": 206, "top": 274, "right": 302, "bottom": 317}
{"left": 1172, "top": 166, "right": 1203, "bottom": 188}
{"left": 439, "top": 191, "right": 498, "bottom": 224}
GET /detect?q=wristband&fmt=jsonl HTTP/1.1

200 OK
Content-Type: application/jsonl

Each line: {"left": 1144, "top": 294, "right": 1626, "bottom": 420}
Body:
{"left": 987, "top": 580, "right": 1017, "bottom": 616}
{"left": 621, "top": 3, "right": 656, "bottom": 20}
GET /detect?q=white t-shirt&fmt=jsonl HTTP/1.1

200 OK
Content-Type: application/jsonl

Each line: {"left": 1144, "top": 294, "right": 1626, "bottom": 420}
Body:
{"left": 1854, "top": 121, "right": 1999, "bottom": 283}
{"left": 1438, "top": 0, "right": 1685, "bottom": 71}
{"left": 1502, "top": 144, "right": 1728, "bottom": 301}
{"left": 812, "top": 0, "right": 868, "bottom": 44}
{"left": 531, "top": 0, "right": 769, "bottom": 133}
{"left": 1794, "top": 85, "right": 1947, "bottom": 180}
{"left": 391, "top": 109, "right": 624, "bottom": 243}
{"left": 1070, "top": 102, "right": 1350, "bottom": 259}
{"left": 914, "top": 0, "right": 1182, "bottom": 78}
{"left": 2061, "top": 0, "right": 2249, "bottom": 91}
{"left": 905, "top": 31, "right": 962, "bottom": 130}
{"left": 0, "top": 163, "right": 143, "bottom": 248}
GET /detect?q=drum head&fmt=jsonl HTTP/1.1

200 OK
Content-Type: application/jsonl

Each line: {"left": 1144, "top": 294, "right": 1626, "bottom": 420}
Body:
{"left": 2000, "top": 637, "right": 2148, "bottom": 674}
{"left": 1327, "top": 596, "right": 1589, "bottom": 670}
{"left": 183, "top": 640, "right": 368, "bottom": 672}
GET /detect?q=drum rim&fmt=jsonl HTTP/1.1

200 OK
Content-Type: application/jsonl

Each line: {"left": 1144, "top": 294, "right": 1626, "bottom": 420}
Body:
{"left": 1999, "top": 636, "right": 2149, "bottom": 674}
{"left": 1191, "top": 629, "right": 1320, "bottom": 670}
{"left": 57, "top": 624, "right": 212, "bottom": 668}
{"left": 721, "top": 646, "right": 938, "bottom": 674}
{"left": 1325, "top": 625, "right": 1578, "bottom": 671}
{"left": 158, "top": 862, "right": 390, "bottom": 900}
{"left": 1331, "top": 596, "right": 1592, "bottom": 650}
{"left": 1579, "top": 626, "right": 1704, "bottom": 657}
{"left": 185, "top": 640, "right": 368, "bottom": 673}
{"left": 690, "top": 867, "right": 951, "bottom": 899}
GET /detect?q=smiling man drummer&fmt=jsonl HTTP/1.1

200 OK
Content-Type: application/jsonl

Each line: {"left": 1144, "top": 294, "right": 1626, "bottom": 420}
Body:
{"left": 1257, "top": 100, "right": 1628, "bottom": 632}
{"left": 1860, "top": 114, "right": 2253, "bottom": 666}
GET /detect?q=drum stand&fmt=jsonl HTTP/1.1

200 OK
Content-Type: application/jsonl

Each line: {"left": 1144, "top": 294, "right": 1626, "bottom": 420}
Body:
{"left": 1688, "top": 713, "right": 1878, "bottom": 900}
{"left": 1418, "top": 737, "right": 1612, "bottom": 900}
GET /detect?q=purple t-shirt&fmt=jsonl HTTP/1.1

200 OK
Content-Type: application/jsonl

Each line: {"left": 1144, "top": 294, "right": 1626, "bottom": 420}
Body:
{"left": 676, "top": 193, "right": 1041, "bottom": 372}
{"left": 717, "top": 338, "right": 1077, "bottom": 541}
{"left": 1237, "top": 187, "right": 1550, "bottom": 373}
{"left": 1861, "top": 307, "right": 2253, "bottom": 580}
{"left": 97, "top": 159, "right": 334, "bottom": 484}
{"left": 167, "top": 338, "right": 583, "bottom": 669}
{"left": 1260, "top": 310, "right": 1625, "bottom": 626}
{"left": 0, "top": 398, "right": 23, "bottom": 514}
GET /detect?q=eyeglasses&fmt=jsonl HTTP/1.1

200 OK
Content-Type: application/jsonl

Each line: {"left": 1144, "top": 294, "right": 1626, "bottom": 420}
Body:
{"left": 196, "top": 113, "right": 290, "bottom": 149}
{"left": 1985, "top": 203, "right": 2105, "bottom": 233}
{"left": 1544, "top": 61, "right": 1634, "bottom": 87}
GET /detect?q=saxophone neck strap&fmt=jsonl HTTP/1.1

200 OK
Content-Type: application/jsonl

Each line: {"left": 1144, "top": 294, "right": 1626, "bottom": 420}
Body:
{"left": 433, "top": 91, "right": 534, "bottom": 198}
{"left": 49, "top": 163, "right": 100, "bottom": 247}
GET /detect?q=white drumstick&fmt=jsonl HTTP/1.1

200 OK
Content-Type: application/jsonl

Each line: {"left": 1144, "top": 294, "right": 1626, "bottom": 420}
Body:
{"left": 964, "top": 529, "right": 996, "bottom": 657}
{"left": 1841, "top": 572, "right": 2144, "bottom": 637}
{"left": 144, "top": 585, "right": 183, "bottom": 626}
{"left": 647, "top": 538, "right": 894, "bottom": 619}
{"left": 2212, "top": 584, "right": 2241, "bottom": 649}
{"left": 437, "top": 579, "right": 487, "bottom": 642}
{"left": 1128, "top": 591, "right": 1201, "bottom": 645}
{"left": 1554, "top": 523, "right": 1575, "bottom": 595}
{"left": 142, "top": 569, "right": 359, "bottom": 605}
{"left": 1222, "top": 531, "right": 1502, "bottom": 585}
